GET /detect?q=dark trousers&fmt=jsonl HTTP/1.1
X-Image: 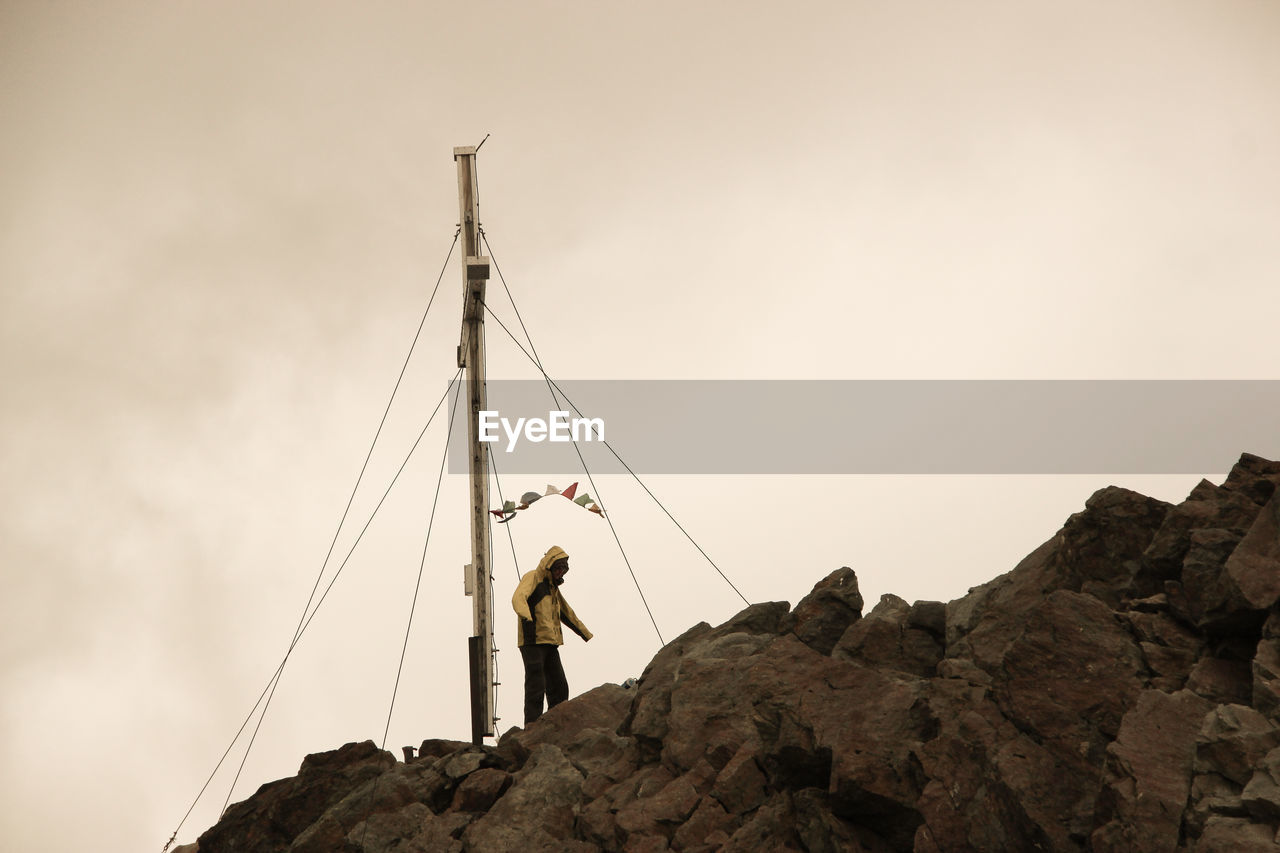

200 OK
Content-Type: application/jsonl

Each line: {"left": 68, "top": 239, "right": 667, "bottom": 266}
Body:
{"left": 520, "top": 643, "right": 568, "bottom": 725}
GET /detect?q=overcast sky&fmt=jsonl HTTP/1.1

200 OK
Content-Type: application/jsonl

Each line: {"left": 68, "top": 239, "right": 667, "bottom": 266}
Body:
{"left": 3, "top": 2, "right": 1279, "bottom": 851}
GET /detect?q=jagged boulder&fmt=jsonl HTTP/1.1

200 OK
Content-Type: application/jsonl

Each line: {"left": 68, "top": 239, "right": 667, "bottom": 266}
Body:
{"left": 1123, "top": 595, "right": 1205, "bottom": 692}
{"left": 946, "top": 484, "right": 1172, "bottom": 671}
{"left": 1221, "top": 452, "right": 1280, "bottom": 507}
{"left": 463, "top": 743, "right": 593, "bottom": 852}
{"left": 833, "top": 593, "right": 944, "bottom": 677}
{"left": 1091, "top": 689, "right": 1213, "bottom": 852}
{"left": 780, "top": 566, "right": 864, "bottom": 654}
{"left": 189, "top": 452, "right": 1280, "bottom": 853}
{"left": 1225, "top": 491, "right": 1280, "bottom": 609}
{"left": 197, "top": 740, "right": 395, "bottom": 852}
{"left": 1139, "top": 479, "right": 1262, "bottom": 593}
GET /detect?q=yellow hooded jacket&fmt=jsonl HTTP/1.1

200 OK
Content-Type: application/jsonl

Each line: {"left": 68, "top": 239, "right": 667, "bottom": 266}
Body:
{"left": 512, "top": 545, "right": 593, "bottom": 647}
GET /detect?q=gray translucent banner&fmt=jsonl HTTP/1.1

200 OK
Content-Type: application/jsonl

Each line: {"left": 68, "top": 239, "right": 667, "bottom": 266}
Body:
{"left": 445, "top": 380, "right": 1280, "bottom": 475}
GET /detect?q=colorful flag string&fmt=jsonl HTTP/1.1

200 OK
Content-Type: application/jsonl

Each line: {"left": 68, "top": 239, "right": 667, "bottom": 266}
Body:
{"left": 490, "top": 482, "right": 604, "bottom": 523}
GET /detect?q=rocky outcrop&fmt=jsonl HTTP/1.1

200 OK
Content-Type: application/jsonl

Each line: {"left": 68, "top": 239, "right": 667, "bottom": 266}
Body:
{"left": 193, "top": 452, "right": 1280, "bottom": 851}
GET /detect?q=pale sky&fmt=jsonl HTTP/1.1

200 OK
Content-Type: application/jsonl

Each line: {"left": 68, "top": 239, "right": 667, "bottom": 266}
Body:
{"left": 3, "top": 2, "right": 1279, "bottom": 851}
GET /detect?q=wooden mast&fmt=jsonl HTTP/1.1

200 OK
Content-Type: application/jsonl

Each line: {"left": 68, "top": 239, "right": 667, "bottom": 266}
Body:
{"left": 454, "top": 145, "right": 495, "bottom": 744}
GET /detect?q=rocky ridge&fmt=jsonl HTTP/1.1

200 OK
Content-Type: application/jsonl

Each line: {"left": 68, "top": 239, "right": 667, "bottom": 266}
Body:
{"left": 190, "top": 452, "right": 1280, "bottom": 851}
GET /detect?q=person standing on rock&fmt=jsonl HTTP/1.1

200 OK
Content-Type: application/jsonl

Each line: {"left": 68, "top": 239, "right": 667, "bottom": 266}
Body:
{"left": 512, "top": 545, "right": 592, "bottom": 725}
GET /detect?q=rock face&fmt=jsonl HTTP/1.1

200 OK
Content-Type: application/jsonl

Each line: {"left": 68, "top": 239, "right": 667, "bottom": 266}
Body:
{"left": 193, "top": 452, "right": 1280, "bottom": 852}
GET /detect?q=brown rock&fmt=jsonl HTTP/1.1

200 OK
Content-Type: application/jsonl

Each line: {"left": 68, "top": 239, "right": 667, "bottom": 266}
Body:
{"left": 1179, "top": 528, "right": 1249, "bottom": 629}
{"left": 197, "top": 741, "right": 394, "bottom": 853}
{"left": 1128, "top": 592, "right": 1170, "bottom": 612}
{"left": 1140, "top": 642, "right": 1197, "bottom": 691}
{"left": 290, "top": 759, "right": 453, "bottom": 853}
{"left": 1252, "top": 638, "right": 1280, "bottom": 718}
{"left": 709, "top": 744, "right": 769, "bottom": 816}
{"left": 1064, "top": 486, "right": 1173, "bottom": 606}
{"left": 1221, "top": 452, "right": 1280, "bottom": 507}
{"left": 599, "top": 763, "right": 675, "bottom": 818}
{"left": 781, "top": 567, "right": 864, "bottom": 655}
{"left": 345, "top": 802, "right": 432, "bottom": 851}
{"left": 659, "top": 640, "right": 767, "bottom": 771}
{"left": 948, "top": 486, "right": 1169, "bottom": 670}
{"left": 622, "top": 834, "right": 670, "bottom": 852}
{"left": 934, "top": 656, "right": 992, "bottom": 686}
{"left": 907, "top": 599, "right": 947, "bottom": 636}
{"left": 994, "top": 591, "right": 1145, "bottom": 767}
{"left": 451, "top": 767, "right": 511, "bottom": 812}
{"left": 1139, "top": 482, "right": 1260, "bottom": 591}
{"left": 1185, "top": 771, "right": 1247, "bottom": 839}
{"left": 571, "top": 728, "right": 640, "bottom": 785}
{"left": 833, "top": 593, "right": 943, "bottom": 677}
{"left": 622, "top": 614, "right": 721, "bottom": 747}
{"left": 500, "top": 682, "right": 639, "bottom": 785}
{"left": 401, "top": 811, "right": 471, "bottom": 853}
{"left": 1124, "top": 603, "right": 1204, "bottom": 651}
{"left": 1192, "top": 815, "right": 1277, "bottom": 852}
{"left": 417, "top": 738, "right": 472, "bottom": 761}
{"left": 945, "top": 536, "right": 1060, "bottom": 661}
{"left": 671, "top": 797, "right": 739, "bottom": 851}
{"left": 714, "top": 599, "right": 792, "bottom": 636}
{"left": 439, "top": 749, "right": 486, "bottom": 781}
{"left": 1091, "top": 689, "right": 1213, "bottom": 852}
{"left": 1125, "top": 607, "right": 1203, "bottom": 689}
{"left": 615, "top": 769, "right": 702, "bottom": 837}
{"left": 755, "top": 701, "right": 831, "bottom": 793}
{"left": 1195, "top": 704, "right": 1280, "bottom": 786}
{"left": 762, "top": 639, "right": 929, "bottom": 848}
{"left": 718, "top": 792, "right": 804, "bottom": 853}
{"left": 928, "top": 589, "right": 1148, "bottom": 849}
{"left": 791, "top": 788, "right": 863, "bottom": 853}
{"left": 833, "top": 592, "right": 908, "bottom": 651}
{"left": 462, "top": 744, "right": 590, "bottom": 852}
{"left": 1224, "top": 492, "right": 1280, "bottom": 610}
{"left": 613, "top": 762, "right": 714, "bottom": 841}
{"left": 575, "top": 795, "right": 620, "bottom": 848}
{"left": 1242, "top": 745, "right": 1280, "bottom": 822}
{"left": 503, "top": 683, "right": 633, "bottom": 752}
{"left": 1186, "top": 656, "right": 1253, "bottom": 705}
